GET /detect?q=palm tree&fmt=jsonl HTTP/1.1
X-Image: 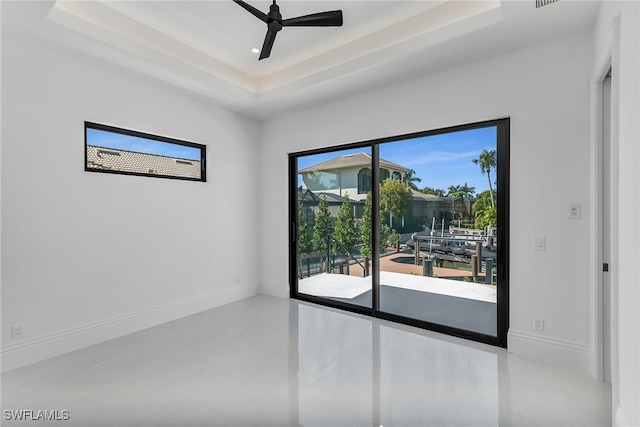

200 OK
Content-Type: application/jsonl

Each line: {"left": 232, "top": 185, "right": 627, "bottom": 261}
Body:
{"left": 402, "top": 169, "right": 422, "bottom": 191}
{"left": 472, "top": 149, "right": 497, "bottom": 208}
{"left": 459, "top": 182, "right": 476, "bottom": 198}
{"left": 447, "top": 184, "right": 462, "bottom": 197}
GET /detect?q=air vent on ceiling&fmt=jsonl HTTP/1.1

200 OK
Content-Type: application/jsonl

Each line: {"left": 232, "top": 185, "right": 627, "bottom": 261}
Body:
{"left": 536, "top": 0, "right": 559, "bottom": 8}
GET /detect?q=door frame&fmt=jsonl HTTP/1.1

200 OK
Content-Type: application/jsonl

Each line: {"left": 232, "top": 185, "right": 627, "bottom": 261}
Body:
{"left": 288, "top": 118, "right": 510, "bottom": 347}
{"left": 590, "top": 16, "right": 619, "bottom": 383}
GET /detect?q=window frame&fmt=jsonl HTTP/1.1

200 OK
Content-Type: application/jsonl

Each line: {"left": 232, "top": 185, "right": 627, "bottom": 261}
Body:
{"left": 84, "top": 121, "right": 207, "bottom": 182}
{"left": 289, "top": 118, "right": 510, "bottom": 348}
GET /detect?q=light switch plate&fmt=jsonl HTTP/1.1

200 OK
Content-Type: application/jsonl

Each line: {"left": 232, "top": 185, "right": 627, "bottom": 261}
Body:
{"left": 534, "top": 237, "right": 545, "bottom": 251}
{"left": 568, "top": 203, "right": 581, "bottom": 219}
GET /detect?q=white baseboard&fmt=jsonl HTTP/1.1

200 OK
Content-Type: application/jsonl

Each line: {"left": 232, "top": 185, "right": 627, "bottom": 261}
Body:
{"left": 508, "top": 329, "right": 591, "bottom": 372}
{"left": 614, "top": 406, "right": 629, "bottom": 427}
{"left": 260, "top": 282, "right": 290, "bottom": 298}
{"left": 1, "top": 284, "right": 258, "bottom": 373}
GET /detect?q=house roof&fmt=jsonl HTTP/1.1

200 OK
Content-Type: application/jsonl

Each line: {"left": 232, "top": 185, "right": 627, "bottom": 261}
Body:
{"left": 299, "top": 152, "right": 410, "bottom": 174}
{"left": 410, "top": 189, "right": 446, "bottom": 201}
{"left": 86, "top": 145, "right": 202, "bottom": 179}
{"left": 298, "top": 188, "right": 364, "bottom": 205}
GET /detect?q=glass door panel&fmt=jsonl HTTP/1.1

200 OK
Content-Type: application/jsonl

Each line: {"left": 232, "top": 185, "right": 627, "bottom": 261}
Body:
{"left": 294, "top": 147, "right": 373, "bottom": 308}
{"left": 378, "top": 126, "right": 499, "bottom": 337}
{"left": 290, "top": 119, "right": 509, "bottom": 346}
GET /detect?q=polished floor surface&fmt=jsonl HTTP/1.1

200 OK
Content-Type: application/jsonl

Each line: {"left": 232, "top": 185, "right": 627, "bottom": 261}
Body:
{"left": 2, "top": 295, "right": 611, "bottom": 426}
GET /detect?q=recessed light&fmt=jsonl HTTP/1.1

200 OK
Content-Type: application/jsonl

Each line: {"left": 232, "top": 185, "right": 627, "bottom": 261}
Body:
{"left": 251, "top": 48, "right": 260, "bottom": 54}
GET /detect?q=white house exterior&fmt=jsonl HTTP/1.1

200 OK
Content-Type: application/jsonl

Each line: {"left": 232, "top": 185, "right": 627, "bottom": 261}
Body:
{"left": 298, "top": 152, "right": 410, "bottom": 202}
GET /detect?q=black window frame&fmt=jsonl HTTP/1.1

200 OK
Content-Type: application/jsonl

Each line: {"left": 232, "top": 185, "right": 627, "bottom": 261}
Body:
{"left": 84, "top": 121, "right": 207, "bottom": 182}
{"left": 289, "top": 118, "right": 510, "bottom": 348}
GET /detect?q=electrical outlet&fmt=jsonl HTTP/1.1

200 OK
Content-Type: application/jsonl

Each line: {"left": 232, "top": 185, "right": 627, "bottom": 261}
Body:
{"left": 534, "top": 317, "right": 544, "bottom": 331}
{"left": 12, "top": 324, "right": 24, "bottom": 339}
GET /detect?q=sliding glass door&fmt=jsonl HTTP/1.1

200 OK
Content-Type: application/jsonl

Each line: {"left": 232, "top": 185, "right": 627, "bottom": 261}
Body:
{"left": 289, "top": 119, "right": 509, "bottom": 346}
{"left": 292, "top": 146, "right": 373, "bottom": 309}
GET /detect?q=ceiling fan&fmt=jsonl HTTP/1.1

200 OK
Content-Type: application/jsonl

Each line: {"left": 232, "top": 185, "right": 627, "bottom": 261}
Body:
{"left": 233, "top": 0, "right": 343, "bottom": 60}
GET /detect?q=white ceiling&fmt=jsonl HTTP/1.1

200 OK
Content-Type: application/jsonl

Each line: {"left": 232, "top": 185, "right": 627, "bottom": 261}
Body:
{"left": 2, "top": 0, "right": 600, "bottom": 119}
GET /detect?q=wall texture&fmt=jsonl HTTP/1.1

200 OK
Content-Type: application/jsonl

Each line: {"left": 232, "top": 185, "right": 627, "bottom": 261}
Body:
{"left": 260, "top": 31, "right": 595, "bottom": 371}
{"left": 1, "top": 35, "right": 261, "bottom": 371}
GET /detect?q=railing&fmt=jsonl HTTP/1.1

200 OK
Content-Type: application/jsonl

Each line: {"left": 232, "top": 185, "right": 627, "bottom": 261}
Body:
{"left": 411, "top": 234, "right": 496, "bottom": 284}
{"left": 330, "top": 236, "right": 367, "bottom": 275}
{"left": 298, "top": 234, "right": 367, "bottom": 279}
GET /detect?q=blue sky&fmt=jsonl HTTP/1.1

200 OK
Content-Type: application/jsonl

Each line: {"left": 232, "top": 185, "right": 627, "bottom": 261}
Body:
{"left": 297, "top": 126, "right": 497, "bottom": 195}
{"left": 87, "top": 128, "right": 201, "bottom": 161}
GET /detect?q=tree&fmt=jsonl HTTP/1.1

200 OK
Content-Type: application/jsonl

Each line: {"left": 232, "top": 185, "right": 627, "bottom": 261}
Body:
{"left": 360, "top": 192, "right": 374, "bottom": 259}
{"left": 472, "top": 149, "right": 497, "bottom": 208}
{"left": 297, "top": 202, "right": 313, "bottom": 253}
{"left": 447, "top": 183, "right": 475, "bottom": 198}
{"left": 381, "top": 225, "right": 401, "bottom": 249}
{"left": 447, "top": 184, "right": 462, "bottom": 197}
{"left": 458, "top": 182, "right": 476, "bottom": 198}
{"left": 361, "top": 191, "right": 397, "bottom": 260}
{"left": 420, "top": 187, "right": 445, "bottom": 197}
{"left": 402, "top": 169, "right": 422, "bottom": 191}
{"left": 472, "top": 190, "right": 497, "bottom": 230}
{"left": 333, "top": 194, "right": 357, "bottom": 274}
{"left": 312, "top": 195, "right": 333, "bottom": 272}
{"left": 297, "top": 202, "right": 314, "bottom": 278}
{"left": 380, "top": 178, "right": 412, "bottom": 227}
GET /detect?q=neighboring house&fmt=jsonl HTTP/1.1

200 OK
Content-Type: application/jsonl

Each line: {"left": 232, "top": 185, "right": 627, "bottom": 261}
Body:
{"left": 298, "top": 152, "right": 410, "bottom": 202}
{"left": 86, "top": 145, "right": 202, "bottom": 179}
{"left": 299, "top": 152, "right": 473, "bottom": 231}
{"left": 298, "top": 188, "right": 365, "bottom": 220}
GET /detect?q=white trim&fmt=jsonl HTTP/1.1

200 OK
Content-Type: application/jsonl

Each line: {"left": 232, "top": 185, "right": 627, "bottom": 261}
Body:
{"left": 260, "top": 282, "right": 290, "bottom": 299}
{"left": 0, "top": 284, "right": 258, "bottom": 373}
{"left": 508, "top": 329, "right": 590, "bottom": 372}
{"left": 590, "top": 19, "right": 615, "bottom": 381}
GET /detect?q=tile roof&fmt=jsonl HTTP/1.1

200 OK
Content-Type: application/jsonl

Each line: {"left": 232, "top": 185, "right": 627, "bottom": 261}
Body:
{"left": 87, "top": 145, "right": 201, "bottom": 179}
{"left": 298, "top": 152, "right": 410, "bottom": 174}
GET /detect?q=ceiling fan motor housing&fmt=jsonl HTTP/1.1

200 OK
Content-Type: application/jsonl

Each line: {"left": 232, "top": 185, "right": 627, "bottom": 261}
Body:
{"left": 268, "top": 3, "right": 283, "bottom": 32}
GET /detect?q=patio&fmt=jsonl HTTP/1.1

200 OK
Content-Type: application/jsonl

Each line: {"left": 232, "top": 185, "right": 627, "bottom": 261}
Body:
{"left": 298, "top": 270, "right": 497, "bottom": 336}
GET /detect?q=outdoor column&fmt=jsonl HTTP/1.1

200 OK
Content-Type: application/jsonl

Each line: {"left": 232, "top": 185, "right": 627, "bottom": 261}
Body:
{"left": 485, "top": 259, "right": 494, "bottom": 284}
{"left": 471, "top": 255, "right": 478, "bottom": 282}
{"left": 423, "top": 258, "right": 433, "bottom": 277}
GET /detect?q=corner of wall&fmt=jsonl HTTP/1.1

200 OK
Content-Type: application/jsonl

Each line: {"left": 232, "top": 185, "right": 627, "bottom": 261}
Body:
{"left": 507, "top": 329, "right": 591, "bottom": 373}
{"left": 260, "top": 282, "right": 290, "bottom": 299}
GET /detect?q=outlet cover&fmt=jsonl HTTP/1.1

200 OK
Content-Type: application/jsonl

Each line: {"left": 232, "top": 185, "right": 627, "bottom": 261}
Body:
{"left": 534, "top": 317, "right": 544, "bottom": 331}
{"left": 12, "top": 324, "right": 24, "bottom": 338}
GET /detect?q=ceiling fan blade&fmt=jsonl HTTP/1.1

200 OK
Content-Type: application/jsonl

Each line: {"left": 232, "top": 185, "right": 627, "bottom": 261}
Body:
{"left": 282, "top": 10, "right": 343, "bottom": 27}
{"left": 259, "top": 27, "right": 278, "bottom": 60}
{"left": 233, "top": 0, "right": 268, "bottom": 23}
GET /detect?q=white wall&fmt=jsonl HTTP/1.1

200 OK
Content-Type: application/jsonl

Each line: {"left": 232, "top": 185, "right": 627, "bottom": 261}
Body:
{"left": 1, "top": 35, "right": 261, "bottom": 371}
{"left": 260, "top": 31, "right": 596, "bottom": 370}
{"left": 594, "top": 2, "right": 640, "bottom": 426}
